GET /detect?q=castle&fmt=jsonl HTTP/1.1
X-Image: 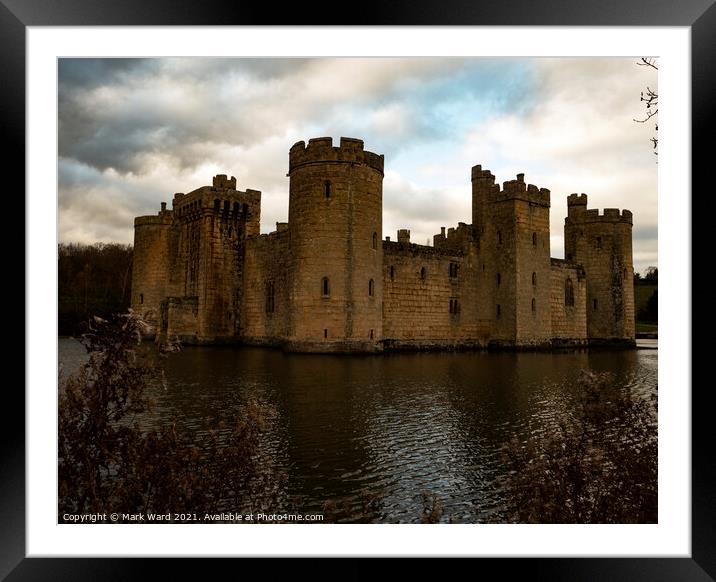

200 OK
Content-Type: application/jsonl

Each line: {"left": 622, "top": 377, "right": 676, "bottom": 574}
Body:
{"left": 131, "top": 137, "right": 635, "bottom": 352}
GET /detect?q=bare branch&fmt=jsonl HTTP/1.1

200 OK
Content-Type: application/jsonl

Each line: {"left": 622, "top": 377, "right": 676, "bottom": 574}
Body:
{"left": 637, "top": 57, "right": 659, "bottom": 70}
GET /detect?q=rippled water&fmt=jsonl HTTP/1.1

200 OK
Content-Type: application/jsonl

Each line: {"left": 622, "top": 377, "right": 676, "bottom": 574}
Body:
{"left": 58, "top": 339, "right": 657, "bottom": 523}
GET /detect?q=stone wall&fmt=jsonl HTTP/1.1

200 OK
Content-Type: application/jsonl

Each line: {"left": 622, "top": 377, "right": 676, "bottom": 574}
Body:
{"left": 161, "top": 296, "right": 199, "bottom": 342}
{"left": 550, "top": 259, "right": 588, "bottom": 345}
{"left": 382, "top": 237, "right": 489, "bottom": 348}
{"left": 241, "top": 226, "right": 290, "bottom": 344}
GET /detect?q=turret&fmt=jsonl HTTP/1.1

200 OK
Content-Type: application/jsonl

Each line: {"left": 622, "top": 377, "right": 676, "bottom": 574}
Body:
{"left": 564, "top": 194, "right": 635, "bottom": 345}
{"left": 287, "top": 137, "right": 384, "bottom": 351}
{"left": 471, "top": 165, "right": 552, "bottom": 346}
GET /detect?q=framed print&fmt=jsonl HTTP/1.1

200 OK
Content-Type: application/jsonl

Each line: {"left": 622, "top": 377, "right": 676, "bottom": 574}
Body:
{"left": 7, "top": 0, "right": 710, "bottom": 578}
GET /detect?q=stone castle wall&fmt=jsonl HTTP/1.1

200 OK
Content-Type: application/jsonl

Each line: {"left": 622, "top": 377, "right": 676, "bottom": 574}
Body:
{"left": 241, "top": 226, "right": 291, "bottom": 344}
{"left": 131, "top": 137, "right": 636, "bottom": 352}
{"left": 381, "top": 236, "right": 488, "bottom": 349}
{"left": 550, "top": 259, "right": 588, "bottom": 345}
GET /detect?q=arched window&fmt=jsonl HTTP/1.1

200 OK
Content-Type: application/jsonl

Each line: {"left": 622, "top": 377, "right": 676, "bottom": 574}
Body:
{"left": 532, "top": 232, "right": 537, "bottom": 246}
{"left": 325, "top": 181, "right": 332, "bottom": 198}
{"left": 372, "top": 232, "right": 378, "bottom": 250}
{"left": 420, "top": 267, "right": 426, "bottom": 280}
{"left": 242, "top": 203, "right": 249, "bottom": 216}
{"left": 233, "top": 202, "right": 240, "bottom": 215}
{"left": 214, "top": 199, "right": 220, "bottom": 211}
{"left": 223, "top": 200, "right": 230, "bottom": 212}
{"left": 497, "top": 273, "right": 501, "bottom": 286}
{"left": 532, "top": 272, "right": 537, "bottom": 286}
{"left": 369, "top": 279, "right": 375, "bottom": 296}
{"left": 321, "top": 277, "right": 330, "bottom": 297}
{"left": 565, "top": 278, "right": 574, "bottom": 306}
{"left": 497, "top": 230, "right": 502, "bottom": 245}
{"left": 531, "top": 298, "right": 536, "bottom": 312}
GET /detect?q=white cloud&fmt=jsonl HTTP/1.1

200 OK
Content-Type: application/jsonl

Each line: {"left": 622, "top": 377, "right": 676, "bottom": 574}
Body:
{"left": 58, "top": 57, "right": 657, "bottom": 273}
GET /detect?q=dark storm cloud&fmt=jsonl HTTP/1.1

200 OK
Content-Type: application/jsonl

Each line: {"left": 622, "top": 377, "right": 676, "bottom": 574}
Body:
{"left": 58, "top": 56, "right": 657, "bottom": 275}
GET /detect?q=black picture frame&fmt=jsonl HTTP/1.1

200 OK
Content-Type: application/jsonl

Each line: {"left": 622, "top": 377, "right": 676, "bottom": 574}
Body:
{"left": 7, "top": 0, "right": 709, "bottom": 578}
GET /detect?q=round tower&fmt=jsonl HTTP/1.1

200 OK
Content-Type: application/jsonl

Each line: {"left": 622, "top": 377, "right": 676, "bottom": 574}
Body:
{"left": 131, "top": 204, "right": 173, "bottom": 335}
{"left": 287, "top": 137, "right": 384, "bottom": 352}
{"left": 564, "top": 194, "right": 635, "bottom": 345}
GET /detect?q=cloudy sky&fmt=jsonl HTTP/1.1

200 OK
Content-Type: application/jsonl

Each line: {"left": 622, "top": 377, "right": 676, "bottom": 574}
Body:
{"left": 58, "top": 57, "right": 658, "bottom": 274}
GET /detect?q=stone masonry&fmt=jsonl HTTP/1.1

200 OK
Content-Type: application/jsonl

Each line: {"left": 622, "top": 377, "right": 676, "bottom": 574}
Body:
{"left": 131, "top": 137, "right": 636, "bottom": 352}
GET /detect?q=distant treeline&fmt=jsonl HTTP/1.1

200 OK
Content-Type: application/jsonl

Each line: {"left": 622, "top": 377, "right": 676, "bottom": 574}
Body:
{"left": 634, "top": 267, "right": 657, "bottom": 324}
{"left": 58, "top": 243, "right": 133, "bottom": 335}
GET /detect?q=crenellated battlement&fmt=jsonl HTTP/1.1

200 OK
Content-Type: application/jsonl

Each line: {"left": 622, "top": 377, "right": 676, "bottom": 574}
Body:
{"left": 567, "top": 193, "right": 588, "bottom": 207}
{"left": 288, "top": 136, "right": 384, "bottom": 174}
{"left": 566, "top": 193, "right": 632, "bottom": 224}
{"left": 472, "top": 165, "right": 550, "bottom": 207}
{"left": 213, "top": 174, "right": 237, "bottom": 190}
{"left": 433, "top": 222, "right": 473, "bottom": 249}
{"left": 134, "top": 213, "right": 173, "bottom": 227}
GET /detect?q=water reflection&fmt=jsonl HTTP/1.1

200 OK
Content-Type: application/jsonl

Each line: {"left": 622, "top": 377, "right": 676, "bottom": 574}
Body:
{"left": 58, "top": 340, "right": 657, "bottom": 523}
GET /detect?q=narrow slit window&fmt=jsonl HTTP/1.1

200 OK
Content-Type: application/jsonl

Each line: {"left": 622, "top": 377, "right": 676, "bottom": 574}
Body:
{"left": 565, "top": 278, "right": 574, "bottom": 306}
{"left": 497, "top": 304, "right": 501, "bottom": 317}
{"left": 369, "top": 279, "right": 375, "bottom": 297}
{"left": 532, "top": 272, "right": 537, "bottom": 286}
{"left": 593, "top": 298, "right": 598, "bottom": 311}
{"left": 322, "top": 277, "right": 330, "bottom": 297}
{"left": 532, "top": 232, "right": 537, "bottom": 246}
{"left": 324, "top": 329, "right": 328, "bottom": 339}
{"left": 498, "top": 231, "right": 502, "bottom": 245}
{"left": 325, "top": 181, "right": 331, "bottom": 198}
{"left": 139, "top": 293, "right": 144, "bottom": 304}
{"left": 372, "top": 232, "right": 378, "bottom": 250}
{"left": 390, "top": 266, "right": 395, "bottom": 280}
{"left": 531, "top": 298, "right": 536, "bottom": 312}
{"left": 420, "top": 267, "right": 426, "bottom": 280}
{"left": 497, "top": 273, "right": 501, "bottom": 286}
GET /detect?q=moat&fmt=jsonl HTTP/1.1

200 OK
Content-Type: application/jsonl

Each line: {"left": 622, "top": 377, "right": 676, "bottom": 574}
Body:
{"left": 59, "top": 339, "right": 657, "bottom": 523}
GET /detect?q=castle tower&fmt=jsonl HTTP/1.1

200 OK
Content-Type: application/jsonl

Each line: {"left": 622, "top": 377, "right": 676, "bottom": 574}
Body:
{"left": 132, "top": 175, "right": 261, "bottom": 344}
{"left": 564, "top": 194, "right": 635, "bottom": 345}
{"left": 131, "top": 203, "right": 173, "bottom": 335}
{"left": 287, "top": 137, "right": 384, "bottom": 351}
{"left": 472, "top": 166, "right": 552, "bottom": 346}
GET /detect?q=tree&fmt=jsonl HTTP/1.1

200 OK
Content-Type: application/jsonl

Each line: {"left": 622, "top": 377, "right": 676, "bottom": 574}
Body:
{"left": 644, "top": 266, "right": 658, "bottom": 283}
{"left": 500, "top": 371, "right": 657, "bottom": 523}
{"left": 59, "top": 312, "right": 284, "bottom": 521}
{"left": 634, "top": 58, "right": 658, "bottom": 157}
